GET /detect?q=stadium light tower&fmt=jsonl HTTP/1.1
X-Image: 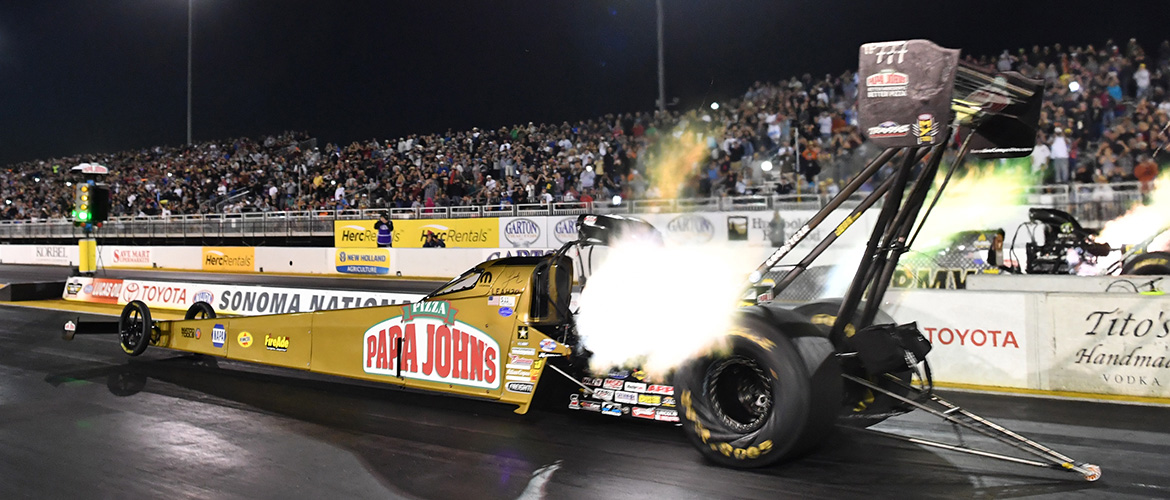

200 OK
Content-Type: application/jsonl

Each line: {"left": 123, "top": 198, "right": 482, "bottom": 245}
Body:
{"left": 187, "top": 0, "right": 193, "bottom": 145}
{"left": 656, "top": 0, "right": 665, "bottom": 113}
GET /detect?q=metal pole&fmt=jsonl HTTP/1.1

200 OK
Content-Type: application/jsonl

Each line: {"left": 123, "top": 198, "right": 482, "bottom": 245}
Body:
{"left": 187, "top": 0, "right": 193, "bottom": 145}
{"left": 655, "top": 0, "right": 665, "bottom": 112}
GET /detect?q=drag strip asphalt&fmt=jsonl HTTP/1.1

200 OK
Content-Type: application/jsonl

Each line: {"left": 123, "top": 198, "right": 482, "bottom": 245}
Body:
{"left": 1, "top": 304, "right": 1169, "bottom": 499}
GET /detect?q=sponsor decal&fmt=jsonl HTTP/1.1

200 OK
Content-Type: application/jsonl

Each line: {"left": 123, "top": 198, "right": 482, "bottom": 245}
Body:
{"left": 393, "top": 219, "right": 499, "bottom": 248}
{"left": 507, "top": 354, "right": 534, "bottom": 369}
{"left": 362, "top": 302, "right": 500, "bottom": 389}
{"left": 335, "top": 248, "right": 391, "bottom": 275}
{"left": 655, "top": 408, "right": 680, "bottom": 422}
{"left": 485, "top": 249, "right": 554, "bottom": 260}
{"left": 202, "top": 247, "right": 255, "bottom": 272}
{"left": 862, "top": 40, "right": 908, "bottom": 65}
{"left": 83, "top": 284, "right": 93, "bottom": 294}
{"left": 66, "top": 282, "right": 83, "bottom": 295}
{"left": 212, "top": 324, "right": 226, "bottom": 348}
{"left": 913, "top": 113, "right": 938, "bottom": 145}
{"left": 624, "top": 381, "right": 647, "bottom": 393}
{"left": 631, "top": 369, "right": 646, "bottom": 381}
{"left": 592, "top": 389, "right": 615, "bottom": 401}
{"left": 511, "top": 347, "right": 536, "bottom": 356}
{"left": 487, "top": 295, "right": 518, "bottom": 307}
{"left": 553, "top": 217, "right": 579, "bottom": 244}
{"left": 533, "top": 359, "right": 544, "bottom": 370}
{"left": 506, "top": 368, "right": 531, "bottom": 377}
{"left": 112, "top": 249, "right": 152, "bottom": 265}
{"left": 498, "top": 307, "right": 514, "bottom": 317}
{"left": 401, "top": 301, "right": 457, "bottom": 325}
{"left": 193, "top": 290, "right": 214, "bottom": 305}
{"left": 216, "top": 288, "right": 414, "bottom": 315}
{"left": 922, "top": 327, "right": 1019, "bottom": 349}
{"left": 34, "top": 246, "right": 72, "bottom": 265}
{"left": 866, "top": 121, "right": 910, "bottom": 138}
{"left": 661, "top": 396, "right": 677, "bottom": 407}
{"left": 506, "top": 382, "right": 534, "bottom": 394}
{"left": 121, "top": 281, "right": 186, "bottom": 305}
{"left": 516, "top": 326, "right": 529, "bottom": 340}
{"left": 582, "top": 377, "right": 603, "bottom": 387}
{"left": 180, "top": 327, "right": 198, "bottom": 339}
{"left": 614, "top": 391, "right": 637, "bottom": 404}
{"left": 601, "top": 402, "right": 622, "bottom": 416}
{"left": 608, "top": 370, "right": 629, "bottom": 380}
{"left": 646, "top": 384, "right": 674, "bottom": 396}
{"left": 333, "top": 220, "right": 379, "bottom": 248}
{"left": 64, "top": 321, "right": 76, "bottom": 332}
{"left": 632, "top": 407, "right": 656, "bottom": 419}
{"left": 602, "top": 379, "right": 623, "bottom": 390}
{"left": 638, "top": 394, "right": 661, "bottom": 406}
{"left": 237, "top": 331, "right": 253, "bottom": 348}
{"left": 538, "top": 352, "right": 562, "bottom": 358}
{"left": 865, "top": 69, "right": 909, "bottom": 98}
{"left": 90, "top": 278, "right": 124, "bottom": 304}
{"left": 580, "top": 401, "right": 601, "bottom": 412}
{"left": 971, "top": 147, "right": 1034, "bottom": 155}
{"left": 539, "top": 338, "right": 557, "bottom": 352}
{"left": 265, "top": 334, "right": 290, "bottom": 352}
{"left": 503, "top": 218, "right": 541, "bottom": 247}
{"left": 666, "top": 214, "right": 714, "bottom": 244}
{"left": 568, "top": 394, "right": 580, "bottom": 409}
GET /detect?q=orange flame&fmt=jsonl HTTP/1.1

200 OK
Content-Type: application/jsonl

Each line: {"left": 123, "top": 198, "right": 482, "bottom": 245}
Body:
{"left": 1097, "top": 171, "right": 1170, "bottom": 249}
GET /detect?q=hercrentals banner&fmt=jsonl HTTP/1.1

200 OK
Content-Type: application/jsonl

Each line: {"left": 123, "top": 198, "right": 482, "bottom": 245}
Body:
{"left": 63, "top": 276, "right": 423, "bottom": 316}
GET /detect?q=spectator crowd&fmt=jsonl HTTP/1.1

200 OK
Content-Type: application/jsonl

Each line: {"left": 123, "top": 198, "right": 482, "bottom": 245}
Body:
{"left": 1, "top": 38, "right": 1167, "bottom": 221}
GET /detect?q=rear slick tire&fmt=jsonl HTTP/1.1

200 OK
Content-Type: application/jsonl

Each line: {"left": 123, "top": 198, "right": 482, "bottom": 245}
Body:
{"left": 1122, "top": 251, "right": 1170, "bottom": 275}
{"left": 793, "top": 299, "right": 912, "bottom": 428}
{"left": 676, "top": 311, "right": 839, "bottom": 468}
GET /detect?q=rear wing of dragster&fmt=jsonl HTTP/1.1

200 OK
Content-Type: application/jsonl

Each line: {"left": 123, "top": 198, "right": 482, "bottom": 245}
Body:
{"left": 750, "top": 40, "right": 1099, "bottom": 481}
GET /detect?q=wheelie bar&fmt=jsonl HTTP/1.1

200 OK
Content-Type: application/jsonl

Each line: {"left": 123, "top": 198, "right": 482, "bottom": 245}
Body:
{"left": 842, "top": 373, "right": 1102, "bottom": 482}
{"left": 61, "top": 318, "right": 120, "bottom": 341}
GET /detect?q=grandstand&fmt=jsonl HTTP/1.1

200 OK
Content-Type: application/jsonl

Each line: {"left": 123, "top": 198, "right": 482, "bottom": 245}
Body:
{"left": 1, "top": 38, "right": 1166, "bottom": 235}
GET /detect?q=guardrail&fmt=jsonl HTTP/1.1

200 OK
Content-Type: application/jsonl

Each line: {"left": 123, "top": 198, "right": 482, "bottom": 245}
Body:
{"left": 0, "top": 183, "right": 1147, "bottom": 240}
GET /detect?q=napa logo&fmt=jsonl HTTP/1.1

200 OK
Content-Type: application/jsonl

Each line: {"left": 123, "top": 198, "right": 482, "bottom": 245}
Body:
{"left": 335, "top": 248, "right": 390, "bottom": 275}
{"left": 503, "top": 218, "right": 541, "bottom": 247}
{"left": 553, "top": 218, "right": 579, "bottom": 243}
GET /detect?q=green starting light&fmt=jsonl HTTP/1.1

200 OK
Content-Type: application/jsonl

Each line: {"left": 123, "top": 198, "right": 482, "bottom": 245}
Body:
{"left": 78, "top": 212, "right": 89, "bottom": 221}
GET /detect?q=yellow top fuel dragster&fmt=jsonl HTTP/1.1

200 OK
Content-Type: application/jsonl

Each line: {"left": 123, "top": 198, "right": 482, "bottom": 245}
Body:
{"left": 63, "top": 39, "right": 1101, "bottom": 481}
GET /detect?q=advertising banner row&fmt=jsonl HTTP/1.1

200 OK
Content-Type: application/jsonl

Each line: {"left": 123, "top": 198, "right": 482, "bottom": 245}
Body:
{"left": 333, "top": 209, "right": 880, "bottom": 251}
{"left": 57, "top": 269, "right": 1170, "bottom": 400}
{"left": 63, "top": 276, "right": 424, "bottom": 316}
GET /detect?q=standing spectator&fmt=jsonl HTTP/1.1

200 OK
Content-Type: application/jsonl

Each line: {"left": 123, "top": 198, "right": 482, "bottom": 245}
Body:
{"left": 1049, "top": 128, "right": 1071, "bottom": 184}
{"left": 1031, "top": 136, "right": 1052, "bottom": 180}
{"left": 1135, "top": 63, "right": 1151, "bottom": 99}
{"left": 376, "top": 214, "right": 394, "bottom": 247}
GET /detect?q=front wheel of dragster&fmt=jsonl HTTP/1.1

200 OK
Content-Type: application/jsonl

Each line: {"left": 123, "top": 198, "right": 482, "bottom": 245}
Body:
{"left": 119, "top": 300, "right": 153, "bottom": 356}
{"left": 184, "top": 301, "right": 217, "bottom": 320}
{"left": 676, "top": 310, "right": 840, "bottom": 468}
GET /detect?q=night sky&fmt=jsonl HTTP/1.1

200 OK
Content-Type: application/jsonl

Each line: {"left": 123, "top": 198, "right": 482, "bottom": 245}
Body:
{"left": 1, "top": 0, "right": 1167, "bottom": 165}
